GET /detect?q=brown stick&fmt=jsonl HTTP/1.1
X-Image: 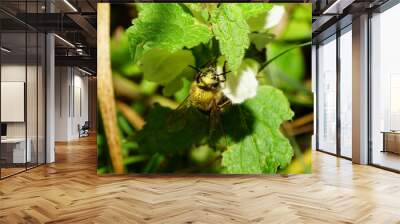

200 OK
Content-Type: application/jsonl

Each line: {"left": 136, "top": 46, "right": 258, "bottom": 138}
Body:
{"left": 113, "top": 74, "right": 142, "bottom": 100}
{"left": 290, "top": 113, "right": 314, "bottom": 128}
{"left": 112, "top": 74, "right": 179, "bottom": 109}
{"left": 149, "top": 95, "right": 179, "bottom": 109}
{"left": 97, "top": 3, "right": 124, "bottom": 174}
{"left": 116, "top": 101, "right": 145, "bottom": 131}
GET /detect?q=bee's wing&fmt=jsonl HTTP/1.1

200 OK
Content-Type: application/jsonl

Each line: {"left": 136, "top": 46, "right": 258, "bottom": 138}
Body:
{"left": 166, "top": 95, "right": 191, "bottom": 132}
{"left": 209, "top": 100, "right": 228, "bottom": 150}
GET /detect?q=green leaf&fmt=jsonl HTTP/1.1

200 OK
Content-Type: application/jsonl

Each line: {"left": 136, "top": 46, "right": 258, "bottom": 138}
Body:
{"left": 221, "top": 85, "right": 294, "bottom": 173}
{"left": 124, "top": 155, "right": 147, "bottom": 165}
{"left": 139, "top": 49, "right": 195, "bottom": 85}
{"left": 143, "top": 153, "right": 165, "bottom": 173}
{"left": 174, "top": 78, "right": 191, "bottom": 103}
{"left": 267, "top": 43, "right": 305, "bottom": 81}
{"left": 191, "top": 43, "right": 219, "bottom": 69}
{"left": 163, "top": 77, "right": 183, "bottom": 97}
{"left": 139, "top": 79, "right": 158, "bottom": 95}
{"left": 136, "top": 105, "right": 209, "bottom": 155}
{"left": 190, "top": 145, "right": 217, "bottom": 165}
{"left": 132, "top": 102, "right": 146, "bottom": 115}
{"left": 120, "top": 64, "right": 141, "bottom": 77}
{"left": 163, "top": 65, "right": 196, "bottom": 97}
{"left": 127, "top": 3, "right": 212, "bottom": 62}
{"left": 211, "top": 4, "right": 250, "bottom": 73}
{"left": 184, "top": 3, "right": 216, "bottom": 24}
{"left": 281, "top": 20, "right": 311, "bottom": 40}
{"left": 122, "top": 141, "right": 139, "bottom": 152}
{"left": 110, "top": 31, "right": 131, "bottom": 69}
{"left": 249, "top": 32, "right": 274, "bottom": 51}
{"left": 238, "top": 3, "right": 273, "bottom": 19}
{"left": 280, "top": 4, "right": 311, "bottom": 41}
{"left": 247, "top": 11, "right": 269, "bottom": 32}
{"left": 117, "top": 113, "right": 135, "bottom": 136}
{"left": 292, "top": 4, "right": 312, "bottom": 20}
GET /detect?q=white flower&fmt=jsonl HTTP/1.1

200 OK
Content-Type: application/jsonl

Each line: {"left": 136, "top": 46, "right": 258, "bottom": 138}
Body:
{"left": 265, "top": 6, "right": 285, "bottom": 29}
{"left": 222, "top": 66, "right": 258, "bottom": 104}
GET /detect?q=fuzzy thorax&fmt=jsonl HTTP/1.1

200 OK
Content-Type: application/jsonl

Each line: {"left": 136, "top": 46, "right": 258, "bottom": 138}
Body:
{"left": 188, "top": 82, "right": 223, "bottom": 112}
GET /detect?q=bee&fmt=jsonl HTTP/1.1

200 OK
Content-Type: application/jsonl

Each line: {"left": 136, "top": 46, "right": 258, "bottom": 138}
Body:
{"left": 187, "top": 60, "right": 231, "bottom": 113}
{"left": 167, "top": 59, "right": 231, "bottom": 142}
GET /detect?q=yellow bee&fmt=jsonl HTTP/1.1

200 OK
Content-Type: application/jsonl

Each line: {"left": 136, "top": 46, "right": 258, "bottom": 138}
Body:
{"left": 168, "top": 60, "right": 231, "bottom": 139}
{"left": 188, "top": 62, "right": 230, "bottom": 112}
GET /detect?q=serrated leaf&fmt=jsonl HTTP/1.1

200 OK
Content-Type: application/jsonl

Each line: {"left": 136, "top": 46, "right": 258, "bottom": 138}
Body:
{"left": 184, "top": 3, "right": 217, "bottom": 24}
{"left": 211, "top": 4, "right": 250, "bottom": 73}
{"left": 127, "top": 3, "right": 212, "bottom": 62}
{"left": 221, "top": 85, "right": 294, "bottom": 173}
{"left": 139, "top": 49, "right": 195, "bottom": 85}
{"left": 238, "top": 3, "right": 273, "bottom": 19}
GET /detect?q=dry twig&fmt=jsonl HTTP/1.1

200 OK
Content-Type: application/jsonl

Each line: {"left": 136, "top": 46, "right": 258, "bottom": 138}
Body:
{"left": 116, "top": 101, "right": 145, "bottom": 130}
{"left": 97, "top": 3, "right": 124, "bottom": 173}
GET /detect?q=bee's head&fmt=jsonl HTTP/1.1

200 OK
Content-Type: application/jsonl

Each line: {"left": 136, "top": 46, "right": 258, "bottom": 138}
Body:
{"left": 196, "top": 66, "right": 225, "bottom": 90}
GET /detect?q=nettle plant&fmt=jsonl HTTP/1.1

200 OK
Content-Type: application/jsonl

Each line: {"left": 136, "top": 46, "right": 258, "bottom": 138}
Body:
{"left": 125, "top": 3, "right": 304, "bottom": 173}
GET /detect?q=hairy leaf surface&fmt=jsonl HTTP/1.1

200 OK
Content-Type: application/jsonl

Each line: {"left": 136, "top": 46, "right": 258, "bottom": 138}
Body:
{"left": 127, "top": 3, "right": 212, "bottom": 62}
{"left": 238, "top": 3, "right": 273, "bottom": 19}
{"left": 221, "top": 85, "right": 294, "bottom": 173}
{"left": 211, "top": 4, "right": 250, "bottom": 73}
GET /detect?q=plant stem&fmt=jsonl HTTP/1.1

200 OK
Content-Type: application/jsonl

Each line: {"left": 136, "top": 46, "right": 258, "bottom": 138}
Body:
{"left": 113, "top": 74, "right": 142, "bottom": 100}
{"left": 149, "top": 95, "right": 180, "bottom": 109}
{"left": 98, "top": 3, "right": 124, "bottom": 174}
{"left": 258, "top": 41, "right": 312, "bottom": 73}
{"left": 112, "top": 73, "right": 179, "bottom": 109}
{"left": 116, "top": 101, "right": 145, "bottom": 131}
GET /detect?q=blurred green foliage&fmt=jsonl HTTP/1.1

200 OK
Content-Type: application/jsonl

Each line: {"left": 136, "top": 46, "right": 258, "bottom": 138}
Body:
{"left": 99, "top": 3, "right": 313, "bottom": 174}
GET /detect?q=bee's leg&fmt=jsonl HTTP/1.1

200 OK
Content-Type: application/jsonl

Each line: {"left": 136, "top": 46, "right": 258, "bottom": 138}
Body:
{"left": 219, "top": 99, "right": 230, "bottom": 108}
{"left": 218, "top": 98, "right": 231, "bottom": 110}
{"left": 209, "top": 100, "right": 219, "bottom": 138}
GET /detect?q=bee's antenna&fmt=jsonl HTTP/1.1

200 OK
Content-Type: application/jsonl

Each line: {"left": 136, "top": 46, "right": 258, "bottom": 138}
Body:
{"left": 188, "top": 65, "right": 201, "bottom": 72}
{"left": 221, "top": 60, "right": 229, "bottom": 77}
{"left": 218, "top": 71, "right": 231, "bottom": 79}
